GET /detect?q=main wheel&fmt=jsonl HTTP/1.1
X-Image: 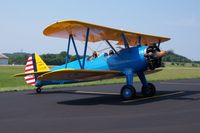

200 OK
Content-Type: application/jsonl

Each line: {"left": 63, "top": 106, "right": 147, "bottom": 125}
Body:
{"left": 36, "top": 87, "right": 42, "bottom": 94}
{"left": 120, "top": 85, "right": 136, "bottom": 100}
{"left": 142, "top": 83, "right": 156, "bottom": 97}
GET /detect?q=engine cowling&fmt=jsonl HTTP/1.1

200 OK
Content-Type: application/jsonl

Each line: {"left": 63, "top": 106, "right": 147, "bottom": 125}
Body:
{"left": 145, "top": 46, "right": 167, "bottom": 70}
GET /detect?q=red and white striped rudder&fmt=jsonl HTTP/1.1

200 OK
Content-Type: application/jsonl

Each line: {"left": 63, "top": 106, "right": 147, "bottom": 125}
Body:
{"left": 24, "top": 55, "right": 36, "bottom": 86}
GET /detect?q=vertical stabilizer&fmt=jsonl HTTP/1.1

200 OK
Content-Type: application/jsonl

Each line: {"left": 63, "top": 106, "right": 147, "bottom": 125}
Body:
{"left": 24, "top": 53, "right": 49, "bottom": 86}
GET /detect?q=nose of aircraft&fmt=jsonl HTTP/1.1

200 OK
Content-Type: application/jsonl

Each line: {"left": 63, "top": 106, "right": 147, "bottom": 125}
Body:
{"left": 144, "top": 46, "right": 167, "bottom": 70}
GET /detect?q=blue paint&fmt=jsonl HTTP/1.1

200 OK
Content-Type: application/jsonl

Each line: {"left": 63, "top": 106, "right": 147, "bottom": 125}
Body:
{"left": 107, "top": 46, "right": 147, "bottom": 72}
{"left": 82, "top": 28, "right": 90, "bottom": 69}
{"left": 65, "top": 35, "right": 71, "bottom": 68}
{"left": 51, "top": 53, "right": 110, "bottom": 71}
{"left": 124, "top": 69, "right": 134, "bottom": 85}
{"left": 123, "top": 88, "right": 132, "bottom": 97}
{"left": 137, "top": 72, "right": 148, "bottom": 86}
{"left": 36, "top": 80, "right": 79, "bottom": 87}
{"left": 121, "top": 33, "right": 129, "bottom": 49}
{"left": 38, "top": 45, "right": 149, "bottom": 87}
{"left": 71, "top": 35, "right": 82, "bottom": 68}
{"left": 137, "top": 35, "right": 142, "bottom": 46}
{"left": 105, "top": 40, "right": 119, "bottom": 55}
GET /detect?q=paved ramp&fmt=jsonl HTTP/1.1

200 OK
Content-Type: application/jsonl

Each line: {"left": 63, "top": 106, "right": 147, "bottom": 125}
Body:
{"left": 0, "top": 79, "right": 200, "bottom": 133}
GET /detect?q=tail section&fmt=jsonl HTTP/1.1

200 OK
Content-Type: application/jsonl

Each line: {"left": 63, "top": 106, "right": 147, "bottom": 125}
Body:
{"left": 23, "top": 53, "right": 50, "bottom": 86}
{"left": 25, "top": 55, "right": 36, "bottom": 85}
{"left": 34, "top": 53, "right": 50, "bottom": 72}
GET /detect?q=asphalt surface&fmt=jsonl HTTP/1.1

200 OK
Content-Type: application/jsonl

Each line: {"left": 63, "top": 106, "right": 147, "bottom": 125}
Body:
{"left": 0, "top": 79, "right": 200, "bottom": 133}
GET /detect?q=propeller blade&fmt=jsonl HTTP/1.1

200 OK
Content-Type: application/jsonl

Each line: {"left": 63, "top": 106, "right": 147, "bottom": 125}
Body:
{"left": 157, "top": 50, "right": 168, "bottom": 58}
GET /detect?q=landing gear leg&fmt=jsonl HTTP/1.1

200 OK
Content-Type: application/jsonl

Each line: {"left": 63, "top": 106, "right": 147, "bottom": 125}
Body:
{"left": 120, "top": 71, "right": 136, "bottom": 100}
{"left": 137, "top": 72, "right": 156, "bottom": 97}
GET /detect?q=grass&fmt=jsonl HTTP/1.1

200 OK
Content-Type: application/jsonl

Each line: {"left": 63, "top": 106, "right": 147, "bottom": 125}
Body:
{"left": 0, "top": 65, "right": 200, "bottom": 92}
{"left": 0, "top": 66, "right": 27, "bottom": 87}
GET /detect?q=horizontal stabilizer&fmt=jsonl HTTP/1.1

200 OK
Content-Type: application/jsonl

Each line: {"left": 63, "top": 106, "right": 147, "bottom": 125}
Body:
{"left": 14, "top": 71, "right": 50, "bottom": 77}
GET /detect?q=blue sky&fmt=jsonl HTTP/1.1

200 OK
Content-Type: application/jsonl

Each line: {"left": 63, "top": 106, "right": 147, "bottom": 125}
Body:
{"left": 0, "top": 0, "right": 200, "bottom": 60}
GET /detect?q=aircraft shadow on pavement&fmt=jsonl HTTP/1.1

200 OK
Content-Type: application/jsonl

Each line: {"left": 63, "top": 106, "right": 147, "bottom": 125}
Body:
{"left": 55, "top": 90, "right": 200, "bottom": 106}
{"left": 28, "top": 89, "right": 117, "bottom": 96}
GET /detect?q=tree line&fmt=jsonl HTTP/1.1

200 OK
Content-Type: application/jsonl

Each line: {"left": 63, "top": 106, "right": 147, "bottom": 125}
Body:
{"left": 162, "top": 51, "right": 192, "bottom": 63}
{"left": 4, "top": 51, "right": 199, "bottom": 65}
{"left": 5, "top": 52, "right": 78, "bottom": 65}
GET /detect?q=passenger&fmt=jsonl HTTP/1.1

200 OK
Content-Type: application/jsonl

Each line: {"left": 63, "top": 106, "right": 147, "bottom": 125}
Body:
{"left": 104, "top": 53, "right": 108, "bottom": 57}
{"left": 92, "top": 51, "right": 98, "bottom": 58}
{"left": 109, "top": 50, "right": 114, "bottom": 56}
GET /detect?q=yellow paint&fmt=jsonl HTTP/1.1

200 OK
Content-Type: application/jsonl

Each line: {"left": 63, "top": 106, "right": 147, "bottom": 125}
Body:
{"left": 14, "top": 71, "right": 49, "bottom": 77}
{"left": 35, "top": 53, "right": 50, "bottom": 72}
{"left": 38, "top": 69, "right": 121, "bottom": 81}
{"left": 43, "top": 20, "right": 170, "bottom": 46}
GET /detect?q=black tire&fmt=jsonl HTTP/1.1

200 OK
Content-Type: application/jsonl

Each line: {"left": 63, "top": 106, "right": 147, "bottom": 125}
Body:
{"left": 36, "top": 87, "right": 42, "bottom": 94}
{"left": 120, "top": 85, "right": 136, "bottom": 100}
{"left": 142, "top": 83, "right": 156, "bottom": 97}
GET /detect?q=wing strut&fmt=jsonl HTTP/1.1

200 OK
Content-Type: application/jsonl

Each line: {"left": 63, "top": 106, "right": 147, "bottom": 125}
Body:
{"left": 71, "top": 34, "right": 82, "bottom": 68}
{"left": 105, "top": 40, "right": 119, "bottom": 55}
{"left": 65, "top": 28, "right": 90, "bottom": 69}
{"left": 137, "top": 35, "right": 142, "bottom": 46}
{"left": 65, "top": 35, "right": 71, "bottom": 68}
{"left": 105, "top": 40, "right": 133, "bottom": 69}
{"left": 158, "top": 40, "right": 161, "bottom": 48}
{"left": 121, "top": 33, "right": 129, "bottom": 48}
{"left": 82, "top": 28, "right": 90, "bottom": 69}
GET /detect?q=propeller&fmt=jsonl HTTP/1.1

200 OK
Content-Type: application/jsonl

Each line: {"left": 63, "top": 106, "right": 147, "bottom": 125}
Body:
{"left": 145, "top": 46, "right": 168, "bottom": 70}
{"left": 156, "top": 50, "right": 168, "bottom": 58}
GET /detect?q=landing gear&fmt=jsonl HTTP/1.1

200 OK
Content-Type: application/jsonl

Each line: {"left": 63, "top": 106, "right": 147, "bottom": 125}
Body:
{"left": 121, "top": 71, "right": 156, "bottom": 100}
{"left": 142, "top": 83, "right": 156, "bottom": 97}
{"left": 36, "top": 87, "right": 42, "bottom": 94}
{"left": 120, "top": 85, "right": 136, "bottom": 100}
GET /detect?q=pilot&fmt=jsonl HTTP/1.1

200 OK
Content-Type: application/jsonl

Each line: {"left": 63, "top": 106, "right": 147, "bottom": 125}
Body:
{"left": 92, "top": 51, "right": 98, "bottom": 58}
{"left": 109, "top": 50, "right": 114, "bottom": 56}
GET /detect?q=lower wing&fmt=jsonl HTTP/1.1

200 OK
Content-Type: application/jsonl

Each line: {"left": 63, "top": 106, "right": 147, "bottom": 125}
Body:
{"left": 38, "top": 69, "right": 122, "bottom": 81}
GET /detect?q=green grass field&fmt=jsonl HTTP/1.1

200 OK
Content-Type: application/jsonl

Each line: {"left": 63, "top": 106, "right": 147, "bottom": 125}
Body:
{"left": 0, "top": 65, "right": 200, "bottom": 92}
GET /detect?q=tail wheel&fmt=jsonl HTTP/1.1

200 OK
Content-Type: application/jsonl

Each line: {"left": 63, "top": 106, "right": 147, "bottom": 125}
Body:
{"left": 120, "top": 85, "right": 136, "bottom": 100}
{"left": 36, "top": 87, "right": 42, "bottom": 94}
{"left": 142, "top": 83, "right": 156, "bottom": 97}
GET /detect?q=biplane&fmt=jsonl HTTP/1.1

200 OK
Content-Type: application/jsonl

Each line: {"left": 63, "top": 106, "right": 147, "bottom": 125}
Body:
{"left": 15, "top": 20, "right": 170, "bottom": 100}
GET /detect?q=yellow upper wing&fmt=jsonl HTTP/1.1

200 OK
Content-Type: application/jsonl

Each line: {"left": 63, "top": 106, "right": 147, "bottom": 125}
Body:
{"left": 43, "top": 20, "right": 170, "bottom": 46}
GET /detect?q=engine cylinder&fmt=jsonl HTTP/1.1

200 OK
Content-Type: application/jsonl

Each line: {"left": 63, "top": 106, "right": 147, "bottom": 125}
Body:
{"left": 144, "top": 46, "right": 162, "bottom": 70}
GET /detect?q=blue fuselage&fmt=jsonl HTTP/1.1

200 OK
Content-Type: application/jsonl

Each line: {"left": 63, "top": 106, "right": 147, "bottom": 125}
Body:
{"left": 37, "top": 46, "right": 148, "bottom": 87}
{"left": 52, "top": 46, "right": 148, "bottom": 73}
